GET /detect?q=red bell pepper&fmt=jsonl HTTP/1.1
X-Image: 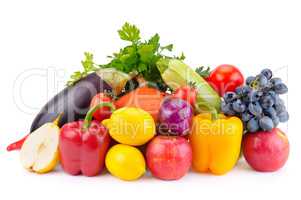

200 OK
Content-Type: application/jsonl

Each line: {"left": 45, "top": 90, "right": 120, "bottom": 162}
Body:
{"left": 59, "top": 102, "right": 115, "bottom": 176}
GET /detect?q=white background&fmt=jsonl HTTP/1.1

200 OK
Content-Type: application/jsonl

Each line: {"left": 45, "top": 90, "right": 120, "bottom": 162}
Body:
{"left": 0, "top": 0, "right": 300, "bottom": 199}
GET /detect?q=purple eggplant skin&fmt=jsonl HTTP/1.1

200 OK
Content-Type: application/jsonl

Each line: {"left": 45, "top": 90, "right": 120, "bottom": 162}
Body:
{"left": 158, "top": 97, "right": 193, "bottom": 136}
{"left": 30, "top": 72, "right": 112, "bottom": 132}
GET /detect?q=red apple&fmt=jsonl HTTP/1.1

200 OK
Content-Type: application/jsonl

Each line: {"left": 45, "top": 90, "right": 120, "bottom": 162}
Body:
{"left": 242, "top": 128, "right": 289, "bottom": 172}
{"left": 146, "top": 135, "right": 192, "bottom": 180}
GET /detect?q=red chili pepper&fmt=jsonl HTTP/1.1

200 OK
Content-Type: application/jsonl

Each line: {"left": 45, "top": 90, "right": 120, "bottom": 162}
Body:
{"left": 59, "top": 102, "right": 114, "bottom": 176}
{"left": 6, "top": 134, "right": 29, "bottom": 151}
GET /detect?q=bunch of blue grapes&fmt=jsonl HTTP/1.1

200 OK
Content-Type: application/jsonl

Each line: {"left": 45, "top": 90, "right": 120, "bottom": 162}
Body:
{"left": 222, "top": 69, "right": 289, "bottom": 132}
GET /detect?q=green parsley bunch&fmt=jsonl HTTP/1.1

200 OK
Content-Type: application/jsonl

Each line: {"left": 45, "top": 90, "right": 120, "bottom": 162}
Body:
{"left": 68, "top": 22, "right": 184, "bottom": 90}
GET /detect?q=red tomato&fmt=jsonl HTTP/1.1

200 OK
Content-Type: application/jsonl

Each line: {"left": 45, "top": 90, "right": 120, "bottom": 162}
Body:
{"left": 207, "top": 64, "right": 244, "bottom": 96}
{"left": 173, "top": 86, "right": 197, "bottom": 107}
{"left": 90, "top": 93, "right": 113, "bottom": 122}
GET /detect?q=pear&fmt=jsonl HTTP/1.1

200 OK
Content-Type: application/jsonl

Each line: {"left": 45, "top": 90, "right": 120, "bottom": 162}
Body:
{"left": 20, "top": 123, "right": 60, "bottom": 173}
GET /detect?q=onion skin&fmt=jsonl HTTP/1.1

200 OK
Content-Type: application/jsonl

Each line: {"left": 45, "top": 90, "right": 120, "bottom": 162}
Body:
{"left": 158, "top": 98, "right": 193, "bottom": 136}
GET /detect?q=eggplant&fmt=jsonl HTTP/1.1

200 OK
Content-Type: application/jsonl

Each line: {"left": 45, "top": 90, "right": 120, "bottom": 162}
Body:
{"left": 6, "top": 69, "right": 133, "bottom": 152}
{"left": 30, "top": 72, "right": 112, "bottom": 132}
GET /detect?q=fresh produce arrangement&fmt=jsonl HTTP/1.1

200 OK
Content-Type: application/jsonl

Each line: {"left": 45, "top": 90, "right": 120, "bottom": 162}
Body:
{"left": 7, "top": 23, "right": 290, "bottom": 180}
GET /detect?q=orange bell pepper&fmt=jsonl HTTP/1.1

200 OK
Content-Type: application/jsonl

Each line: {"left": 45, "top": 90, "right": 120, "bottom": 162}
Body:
{"left": 189, "top": 113, "right": 243, "bottom": 175}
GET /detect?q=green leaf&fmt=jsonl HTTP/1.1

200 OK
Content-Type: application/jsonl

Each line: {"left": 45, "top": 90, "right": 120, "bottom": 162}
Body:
{"left": 138, "top": 44, "right": 155, "bottom": 64}
{"left": 67, "top": 52, "right": 99, "bottom": 86}
{"left": 118, "top": 22, "right": 140, "bottom": 43}
{"left": 148, "top": 33, "right": 160, "bottom": 51}
{"left": 120, "top": 53, "right": 139, "bottom": 69}
{"left": 138, "top": 63, "right": 147, "bottom": 72}
{"left": 195, "top": 66, "right": 211, "bottom": 78}
{"left": 109, "top": 59, "right": 125, "bottom": 71}
{"left": 161, "top": 44, "right": 173, "bottom": 51}
{"left": 81, "top": 52, "right": 96, "bottom": 72}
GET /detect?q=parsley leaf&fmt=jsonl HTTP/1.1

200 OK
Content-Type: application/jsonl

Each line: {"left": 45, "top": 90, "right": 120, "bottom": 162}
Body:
{"left": 118, "top": 22, "right": 140, "bottom": 43}
{"left": 67, "top": 52, "right": 97, "bottom": 86}
{"left": 81, "top": 52, "right": 97, "bottom": 72}
{"left": 148, "top": 33, "right": 160, "bottom": 51}
{"left": 161, "top": 44, "right": 173, "bottom": 52}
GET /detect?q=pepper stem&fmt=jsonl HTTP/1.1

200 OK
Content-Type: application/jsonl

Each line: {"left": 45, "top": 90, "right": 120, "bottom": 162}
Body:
{"left": 83, "top": 102, "right": 116, "bottom": 131}
{"left": 195, "top": 102, "right": 218, "bottom": 120}
{"left": 53, "top": 113, "right": 63, "bottom": 126}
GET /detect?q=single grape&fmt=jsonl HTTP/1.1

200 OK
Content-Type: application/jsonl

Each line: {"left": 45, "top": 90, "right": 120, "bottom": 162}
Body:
{"left": 260, "top": 68, "right": 273, "bottom": 80}
{"left": 274, "top": 100, "right": 285, "bottom": 114}
{"left": 242, "top": 112, "right": 252, "bottom": 122}
{"left": 259, "top": 116, "right": 274, "bottom": 131}
{"left": 268, "top": 91, "right": 276, "bottom": 100}
{"left": 221, "top": 102, "right": 236, "bottom": 115}
{"left": 274, "top": 83, "right": 288, "bottom": 94}
{"left": 274, "top": 96, "right": 284, "bottom": 106}
{"left": 248, "top": 102, "right": 262, "bottom": 116}
{"left": 246, "top": 76, "right": 256, "bottom": 85}
{"left": 264, "top": 107, "right": 277, "bottom": 119}
{"left": 270, "top": 77, "right": 282, "bottom": 86}
{"left": 248, "top": 90, "right": 262, "bottom": 102}
{"left": 235, "top": 85, "right": 251, "bottom": 96}
{"left": 273, "top": 93, "right": 281, "bottom": 105}
{"left": 278, "top": 111, "right": 289, "bottom": 122}
{"left": 247, "top": 118, "right": 259, "bottom": 132}
{"left": 232, "top": 99, "right": 246, "bottom": 113}
{"left": 223, "top": 92, "right": 237, "bottom": 103}
{"left": 242, "top": 95, "right": 250, "bottom": 104}
{"left": 261, "top": 83, "right": 273, "bottom": 92}
{"left": 260, "top": 95, "right": 274, "bottom": 109}
{"left": 258, "top": 74, "right": 268, "bottom": 87}
{"left": 235, "top": 86, "right": 243, "bottom": 95}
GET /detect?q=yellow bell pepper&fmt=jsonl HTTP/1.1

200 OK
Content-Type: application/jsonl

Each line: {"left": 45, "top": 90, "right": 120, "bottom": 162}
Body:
{"left": 189, "top": 113, "right": 243, "bottom": 175}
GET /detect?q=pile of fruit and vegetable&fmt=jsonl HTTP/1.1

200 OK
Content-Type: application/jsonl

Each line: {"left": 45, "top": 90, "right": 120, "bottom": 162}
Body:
{"left": 7, "top": 23, "right": 290, "bottom": 180}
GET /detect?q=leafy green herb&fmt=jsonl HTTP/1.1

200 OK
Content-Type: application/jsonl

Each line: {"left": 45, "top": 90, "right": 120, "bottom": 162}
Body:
{"left": 67, "top": 22, "right": 184, "bottom": 90}
{"left": 67, "top": 52, "right": 98, "bottom": 86}
{"left": 101, "top": 22, "right": 184, "bottom": 89}
{"left": 117, "top": 22, "right": 140, "bottom": 43}
{"left": 195, "top": 66, "right": 211, "bottom": 78}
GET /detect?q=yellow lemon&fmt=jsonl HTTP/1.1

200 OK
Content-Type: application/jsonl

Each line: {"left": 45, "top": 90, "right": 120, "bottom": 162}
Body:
{"left": 102, "top": 107, "right": 155, "bottom": 146}
{"left": 105, "top": 144, "right": 146, "bottom": 181}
